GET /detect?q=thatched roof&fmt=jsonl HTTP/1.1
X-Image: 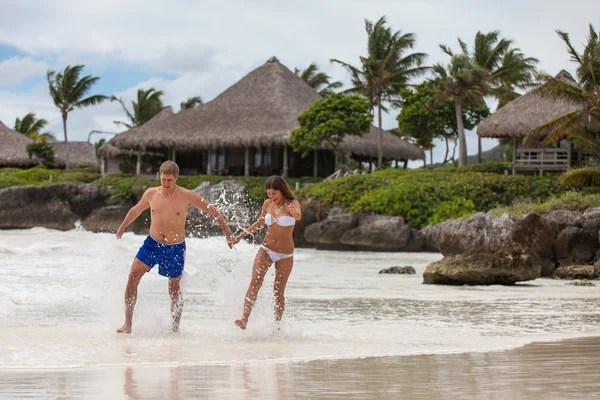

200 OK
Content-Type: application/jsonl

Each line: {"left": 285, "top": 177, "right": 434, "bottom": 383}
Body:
{"left": 99, "top": 107, "right": 174, "bottom": 157}
{"left": 111, "top": 57, "right": 424, "bottom": 160}
{"left": 0, "top": 121, "right": 37, "bottom": 168}
{"left": 477, "top": 70, "right": 584, "bottom": 138}
{"left": 51, "top": 142, "right": 98, "bottom": 167}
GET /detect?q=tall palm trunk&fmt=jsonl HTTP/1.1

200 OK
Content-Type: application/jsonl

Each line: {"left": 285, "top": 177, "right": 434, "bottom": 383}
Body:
{"left": 62, "top": 111, "right": 70, "bottom": 169}
{"left": 455, "top": 95, "right": 467, "bottom": 167}
{"left": 444, "top": 137, "right": 450, "bottom": 163}
{"left": 377, "top": 94, "right": 383, "bottom": 169}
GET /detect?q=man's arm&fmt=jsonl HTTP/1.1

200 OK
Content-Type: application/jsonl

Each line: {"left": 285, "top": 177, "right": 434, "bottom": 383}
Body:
{"left": 233, "top": 200, "right": 268, "bottom": 243}
{"left": 188, "top": 191, "right": 234, "bottom": 246}
{"left": 116, "top": 189, "right": 151, "bottom": 239}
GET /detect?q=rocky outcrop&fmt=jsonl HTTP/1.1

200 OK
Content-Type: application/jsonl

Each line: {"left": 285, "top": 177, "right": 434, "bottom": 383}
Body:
{"left": 82, "top": 205, "right": 150, "bottom": 234}
{"left": 423, "top": 250, "right": 541, "bottom": 285}
{"left": 553, "top": 264, "right": 600, "bottom": 280}
{"left": 303, "top": 206, "right": 424, "bottom": 251}
{"left": 0, "top": 184, "right": 112, "bottom": 231}
{"left": 379, "top": 266, "right": 416, "bottom": 274}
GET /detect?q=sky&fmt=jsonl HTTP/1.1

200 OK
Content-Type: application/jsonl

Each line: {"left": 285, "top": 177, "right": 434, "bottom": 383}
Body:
{"left": 0, "top": 0, "right": 598, "bottom": 166}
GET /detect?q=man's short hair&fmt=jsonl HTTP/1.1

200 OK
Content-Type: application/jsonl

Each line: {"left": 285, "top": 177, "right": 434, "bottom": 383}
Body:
{"left": 159, "top": 161, "right": 179, "bottom": 176}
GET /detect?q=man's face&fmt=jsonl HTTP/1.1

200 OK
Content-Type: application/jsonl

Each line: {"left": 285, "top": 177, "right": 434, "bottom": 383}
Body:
{"left": 161, "top": 174, "right": 178, "bottom": 189}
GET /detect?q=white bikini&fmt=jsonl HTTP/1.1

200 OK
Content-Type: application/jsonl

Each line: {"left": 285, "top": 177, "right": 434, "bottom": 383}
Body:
{"left": 261, "top": 213, "right": 296, "bottom": 263}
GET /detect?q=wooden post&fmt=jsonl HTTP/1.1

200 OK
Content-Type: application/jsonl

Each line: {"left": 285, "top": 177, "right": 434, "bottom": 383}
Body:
{"left": 283, "top": 144, "right": 289, "bottom": 177}
{"left": 313, "top": 150, "right": 318, "bottom": 178}
{"left": 100, "top": 157, "right": 106, "bottom": 177}
{"left": 567, "top": 141, "right": 573, "bottom": 166}
{"left": 244, "top": 147, "right": 250, "bottom": 177}
{"left": 135, "top": 153, "right": 142, "bottom": 176}
{"left": 172, "top": 148, "right": 177, "bottom": 163}
{"left": 511, "top": 137, "right": 517, "bottom": 175}
{"left": 477, "top": 136, "right": 482, "bottom": 164}
{"left": 207, "top": 149, "right": 212, "bottom": 175}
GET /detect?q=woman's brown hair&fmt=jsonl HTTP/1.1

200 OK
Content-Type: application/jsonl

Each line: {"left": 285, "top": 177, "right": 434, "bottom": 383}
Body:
{"left": 265, "top": 175, "right": 295, "bottom": 200}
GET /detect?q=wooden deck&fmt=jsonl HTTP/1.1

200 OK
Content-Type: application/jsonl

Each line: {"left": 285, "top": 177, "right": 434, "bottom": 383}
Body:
{"left": 512, "top": 148, "right": 597, "bottom": 175}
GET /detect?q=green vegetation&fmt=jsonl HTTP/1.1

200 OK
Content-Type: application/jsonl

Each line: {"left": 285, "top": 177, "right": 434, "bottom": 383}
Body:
{"left": 298, "top": 164, "right": 565, "bottom": 228}
{"left": 0, "top": 166, "right": 100, "bottom": 188}
{"left": 490, "top": 190, "right": 600, "bottom": 216}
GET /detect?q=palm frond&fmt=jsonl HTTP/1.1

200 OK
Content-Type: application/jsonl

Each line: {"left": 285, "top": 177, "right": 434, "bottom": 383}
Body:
{"left": 526, "top": 111, "right": 583, "bottom": 145}
{"left": 559, "top": 166, "right": 600, "bottom": 187}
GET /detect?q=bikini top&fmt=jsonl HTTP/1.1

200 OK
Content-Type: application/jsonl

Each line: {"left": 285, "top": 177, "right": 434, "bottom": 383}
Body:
{"left": 265, "top": 213, "right": 296, "bottom": 227}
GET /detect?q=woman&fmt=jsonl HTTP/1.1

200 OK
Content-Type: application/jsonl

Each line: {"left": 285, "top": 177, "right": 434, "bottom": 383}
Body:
{"left": 231, "top": 175, "right": 302, "bottom": 330}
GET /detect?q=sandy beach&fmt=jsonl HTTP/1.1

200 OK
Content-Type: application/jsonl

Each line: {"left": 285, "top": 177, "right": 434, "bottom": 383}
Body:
{"left": 1, "top": 336, "right": 599, "bottom": 399}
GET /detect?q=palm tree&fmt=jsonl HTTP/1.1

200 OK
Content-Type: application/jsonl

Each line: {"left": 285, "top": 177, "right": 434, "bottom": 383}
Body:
{"left": 112, "top": 88, "right": 165, "bottom": 128}
{"left": 47, "top": 65, "right": 106, "bottom": 143}
{"left": 14, "top": 112, "right": 56, "bottom": 140}
{"left": 332, "top": 16, "right": 428, "bottom": 169}
{"left": 47, "top": 65, "right": 106, "bottom": 168}
{"left": 525, "top": 25, "right": 600, "bottom": 186}
{"left": 294, "top": 63, "right": 343, "bottom": 97}
{"left": 180, "top": 96, "right": 203, "bottom": 111}
{"left": 432, "top": 54, "right": 491, "bottom": 167}
{"left": 437, "top": 31, "right": 539, "bottom": 165}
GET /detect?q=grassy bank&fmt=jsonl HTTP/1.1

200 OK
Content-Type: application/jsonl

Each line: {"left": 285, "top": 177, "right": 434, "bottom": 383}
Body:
{"left": 298, "top": 162, "right": 569, "bottom": 228}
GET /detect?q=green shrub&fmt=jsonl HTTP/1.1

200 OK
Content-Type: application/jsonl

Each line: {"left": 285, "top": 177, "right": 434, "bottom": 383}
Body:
{"left": 490, "top": 191, "right": 600, "bottom": 215}
{"left": 299, "top": 167, "right": 565, "bottom": 228}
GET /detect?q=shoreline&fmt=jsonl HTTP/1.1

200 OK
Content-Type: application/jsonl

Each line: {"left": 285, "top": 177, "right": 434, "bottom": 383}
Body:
{"left": 4, "top": 336, "right": 600, "bottom": 399}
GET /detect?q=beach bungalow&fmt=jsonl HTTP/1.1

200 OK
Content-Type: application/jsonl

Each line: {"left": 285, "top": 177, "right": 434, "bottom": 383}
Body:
{"left": 103, "top": 57, "right": 423, "bottom": 178}
{"left": 52, "top": 142, "right": 98, "bottom": 168}
{"left": 477, "top": 70, "right": 586, "bottom": 175}
{"left": 0, "top": 121, "right": 38, "bottom": 168}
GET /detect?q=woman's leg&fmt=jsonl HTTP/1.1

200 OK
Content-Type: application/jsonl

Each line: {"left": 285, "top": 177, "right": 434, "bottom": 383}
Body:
{"left": 235, "top": 247, "right": 272, "bottom": 329}
{"left": 273, "top": 256, "right": 293, "bottom": 322}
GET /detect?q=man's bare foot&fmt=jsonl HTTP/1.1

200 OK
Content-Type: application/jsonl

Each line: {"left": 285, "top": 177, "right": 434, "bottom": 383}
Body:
{"left": 117, "top": 325, "right": 132, "bottom": 334}
{"left": 235, "top": 319, "right": 247, "bottom": 330}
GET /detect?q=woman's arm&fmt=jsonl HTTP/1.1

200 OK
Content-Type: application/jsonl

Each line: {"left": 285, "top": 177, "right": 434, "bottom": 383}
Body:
{"left": 286, "top": 199, "right": 302, "bottom": 220}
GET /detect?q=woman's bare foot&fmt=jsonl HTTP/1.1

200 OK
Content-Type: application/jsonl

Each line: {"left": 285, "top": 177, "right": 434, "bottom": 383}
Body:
{"left": 235, "top": 319, "right": 247, "bottom": 330}
{"left": 116, "top": 324, "right": 132, "bottom": 334}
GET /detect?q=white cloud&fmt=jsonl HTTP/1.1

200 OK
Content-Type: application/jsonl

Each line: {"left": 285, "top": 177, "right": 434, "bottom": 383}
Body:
{"left": 0, "top": 57, "right": 48, "bottom": 87}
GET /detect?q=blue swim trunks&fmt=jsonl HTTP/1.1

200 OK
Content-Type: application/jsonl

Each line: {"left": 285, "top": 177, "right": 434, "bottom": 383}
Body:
{"left": 136, "top": 236, "right": 186, "bottom": 278}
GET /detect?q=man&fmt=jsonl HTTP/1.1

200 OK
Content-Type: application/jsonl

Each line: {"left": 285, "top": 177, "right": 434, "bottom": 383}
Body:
{"left": 115, "top": 161, "right": 233, "bottom": 334}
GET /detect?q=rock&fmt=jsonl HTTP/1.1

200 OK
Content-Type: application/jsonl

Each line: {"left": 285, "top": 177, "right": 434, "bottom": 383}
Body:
{"left": 0, "top": 184, "right": 111, "bottom": 231}
{"left": 577, "top": 207, "right": 600, "bottom": 235}
{"left": 437, "top": 212, "right": 557, "bottom": 260}
{"left": 567, "top": 280, "right": 596, "bottom": 287}
{"left": 544, "top": 209, "right": 583, "bottom": 230}
{"left": 553, "top": 265, "right": 599, "bottom": 280}
{"left": 82, "top": 205, "right": 149, "bottom": 234}
{"left": 420, "top": 223, "right": 445, "bottom": 252}
{"left": 340, "top": 214, "right": 412, "bottom": 250}
{"left": 379, "top": 266, "right": 416, "bottom": 274}
{"left": 303, "top": 207, "right": 359, "bottom": 248}
{"left": 423, "top": 250, "right": 541, "bottom": 285}
{"left": 554, "top": 226, "right": 598, "bottom": 267}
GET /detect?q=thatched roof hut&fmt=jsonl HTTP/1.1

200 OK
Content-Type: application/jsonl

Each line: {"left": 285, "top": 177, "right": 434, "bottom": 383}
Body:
{"left": 0, "top": 121, "right": 37, "bottom": 168}
{"left": 99, "top": 107, "right": 174, "bottom": 158}
{"left": 111, "top": 57, "right": 423, "bottom": 160}
{"left": 51, "top": 142, "right": 98, "bottom": 167}
{"left": 477, "top": 70, "right": 584, "bottom": 139}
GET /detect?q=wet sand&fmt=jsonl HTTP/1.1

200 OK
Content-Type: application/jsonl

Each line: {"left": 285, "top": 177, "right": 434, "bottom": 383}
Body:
{"left": 2, "top": 336, "right": 600, "bottom": 399}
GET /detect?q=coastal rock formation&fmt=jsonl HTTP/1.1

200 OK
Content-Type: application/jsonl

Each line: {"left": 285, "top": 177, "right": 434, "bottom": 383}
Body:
{"left": 553, "top": 265, "right": 600, "bottom": 280}
{"left": 423, "top": 250, "right": 541, "bottom": 285}
{"left": 379, "top": 266, "right": 416, "bottom": 274}
{"left": 0, "top": 184, "right": 111, "bottom": 231}
{"left": 82, "top": 205, "right": 150, "bottom": 234}
{"left": 303, "top": 206, "right": 424, "bottom": 251}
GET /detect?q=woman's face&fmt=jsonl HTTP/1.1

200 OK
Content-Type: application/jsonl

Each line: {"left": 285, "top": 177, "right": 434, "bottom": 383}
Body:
{"left": 267, "top": 188, "right": 282, "bottom": 204}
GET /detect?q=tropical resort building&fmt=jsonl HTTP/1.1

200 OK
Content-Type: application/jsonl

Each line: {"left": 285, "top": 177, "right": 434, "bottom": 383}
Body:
{"left": 477, "top": 70, "right": 587, "bottom": 175}
{"left": 0, "top": 120, "right": 97, "bottom": 168}
{"left": 100, "top": 57, "right": 424, "bottom": 178}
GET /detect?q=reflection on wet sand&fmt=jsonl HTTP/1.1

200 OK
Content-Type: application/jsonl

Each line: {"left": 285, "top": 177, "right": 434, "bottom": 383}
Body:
{"left": 2, "top": 337, "right": 600, "bottom": 399}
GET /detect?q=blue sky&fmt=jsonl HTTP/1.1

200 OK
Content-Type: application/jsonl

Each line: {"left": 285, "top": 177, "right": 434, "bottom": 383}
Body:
{"left": 0, "top": 0, "right": 598, "bottom": 165}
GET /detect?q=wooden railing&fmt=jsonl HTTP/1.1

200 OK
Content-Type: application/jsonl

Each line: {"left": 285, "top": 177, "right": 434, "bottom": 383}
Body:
{"left": 512, "top": 148, "right": 598, "bottom": 175}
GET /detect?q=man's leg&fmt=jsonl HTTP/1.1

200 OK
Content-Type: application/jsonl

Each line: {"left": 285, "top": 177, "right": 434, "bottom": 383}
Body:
{"left": 117, "top": 258, "right": 150, "bottom": 334}
{"left": 168, "top": 277, "right": 183, "bottom": 333}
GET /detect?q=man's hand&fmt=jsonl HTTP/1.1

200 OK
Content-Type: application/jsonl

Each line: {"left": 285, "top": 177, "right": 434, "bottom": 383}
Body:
{"left": 226, "top": 234, "right": 236, "bottom": 249}
{"left": 116, "top": 226, "right": 125, "bottom": 239}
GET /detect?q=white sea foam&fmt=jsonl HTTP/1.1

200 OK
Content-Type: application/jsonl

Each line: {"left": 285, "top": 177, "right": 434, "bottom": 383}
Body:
{"left": 1, "top": 228, "right": 600, "bottom": 369}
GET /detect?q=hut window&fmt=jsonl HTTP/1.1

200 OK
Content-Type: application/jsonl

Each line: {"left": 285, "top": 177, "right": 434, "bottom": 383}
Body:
{"left": 211, "top": 148, "right": 225, "bottom": 172}
{"left": 254, "top": 147, "right": 262, "bottom": 168}
{"left": 254, "top": 147, "right": 271, "bottom": 167}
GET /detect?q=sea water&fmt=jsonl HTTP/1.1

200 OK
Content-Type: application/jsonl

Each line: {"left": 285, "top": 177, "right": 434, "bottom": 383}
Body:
{"left": 1, "top": 228, "right": 600, "bottom": 370}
